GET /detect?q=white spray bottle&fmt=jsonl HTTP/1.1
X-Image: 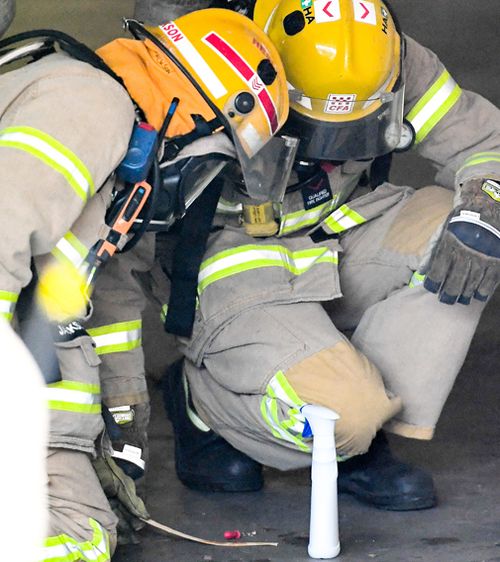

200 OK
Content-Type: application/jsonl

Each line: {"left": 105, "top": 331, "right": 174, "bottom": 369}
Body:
{"left": 301, "top": 404, "right": 341, "bottom": 559}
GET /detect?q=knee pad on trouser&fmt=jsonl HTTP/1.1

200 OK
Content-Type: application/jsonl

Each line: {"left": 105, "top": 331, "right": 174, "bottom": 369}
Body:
{"left": 285, "top": 340, "right": 402, "bottom": 458}
{"left": 44, "top": 448, "right": 118, "bottom": 560}
{"left": 106, "top": 402, "right": 151, "bottom": 483}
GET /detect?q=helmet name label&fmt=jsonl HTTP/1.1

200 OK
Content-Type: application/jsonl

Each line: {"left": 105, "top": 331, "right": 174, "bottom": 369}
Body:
{"left": 324, "top": 93, "right": 357, "bottom": 114}
{"left": 159, "top": 22, "right": 184, "bottom": 43}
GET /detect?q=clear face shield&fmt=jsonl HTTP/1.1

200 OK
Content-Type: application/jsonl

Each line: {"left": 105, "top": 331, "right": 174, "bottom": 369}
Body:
{"left": 222, "top": 97, "right": 300, "bottom": 202}
{"left": 284, "top": 81, "right": 405, "bottom": 161}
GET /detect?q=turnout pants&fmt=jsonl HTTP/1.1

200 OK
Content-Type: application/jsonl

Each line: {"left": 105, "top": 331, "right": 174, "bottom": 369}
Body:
{"left": 182, "top": 185, "right": 486, "bottom": 470}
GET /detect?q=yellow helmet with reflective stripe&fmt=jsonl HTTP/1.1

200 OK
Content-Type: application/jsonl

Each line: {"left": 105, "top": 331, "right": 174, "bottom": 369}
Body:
{"left": 254, "top": 0, "right": 405, "bottom": 160}
{"left": 145, "top": 8, "right": 289, "bottom": 158}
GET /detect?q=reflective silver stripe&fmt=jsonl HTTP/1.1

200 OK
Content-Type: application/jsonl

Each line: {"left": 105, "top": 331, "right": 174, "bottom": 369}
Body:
{"left": 408, "top": 271, "right": 425, "bottom": 288}
{"left": 279, "top": 198, "right": 338, "bottom": 236}
{"left": 0, "top": 291, "right": 18, "bottom": 320}
{"left": 46, "top": 380, "right": 101, "bottom": 415}
{"left": 42, "top": 518, "right": 110, "bottom": 561}
{"left": 323, "top": 204, "right": 366, "bottom": 234}
{"left": 406, "top": 70, "right": 461, "bottom": 143}
{"left": 260, "top": 371, "right": 311, "bottom": 452}
{"left": 0, "top": 126, "right": 94, "bottom": 201}
{"left": 51, "top": 231, "right": 88, "bottom": 269}
{"left": 87, "top": 320, "right": 142, "bottom": 355}
{"left": 198, "top": 244, "right": 338, "bottom": 293}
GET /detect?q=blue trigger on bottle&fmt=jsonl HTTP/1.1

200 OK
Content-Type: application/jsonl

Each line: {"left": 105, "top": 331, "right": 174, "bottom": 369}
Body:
{"left": 116, "top": 122, "right": 158, "bottom": 184}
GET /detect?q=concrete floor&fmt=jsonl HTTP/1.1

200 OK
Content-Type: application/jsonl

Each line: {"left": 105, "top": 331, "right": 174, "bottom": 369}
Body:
{"left": 6, "top": 1, "right": 500, "bottom": 560}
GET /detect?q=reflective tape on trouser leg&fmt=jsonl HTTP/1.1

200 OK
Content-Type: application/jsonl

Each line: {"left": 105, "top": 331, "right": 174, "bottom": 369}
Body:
{"left": 285, "top": 341, "right": 402, "bottom": 458}
{"left": 44, "top": 448, "right": 118, "bottom": 561}
{"left": 48, "top": 335, "right": 104, "bottom": 453}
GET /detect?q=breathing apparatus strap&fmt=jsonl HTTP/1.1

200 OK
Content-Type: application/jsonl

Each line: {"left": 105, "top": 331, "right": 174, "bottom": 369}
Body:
{"left": 164, "top": 175, "right": 223, "bottom": 338}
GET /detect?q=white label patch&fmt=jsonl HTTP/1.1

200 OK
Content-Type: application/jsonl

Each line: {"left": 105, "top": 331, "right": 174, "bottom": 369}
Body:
{"left": 324, "top": 93, "right": 357, "bottom": 114}
{"left": 482, "top": 179, "right": 500, "bottom": 202}
{"left": 314, "top": 0, "right": 341, "bottom": 23}
{"left": 353, "top": 0, "right": 377, "bottom": 25}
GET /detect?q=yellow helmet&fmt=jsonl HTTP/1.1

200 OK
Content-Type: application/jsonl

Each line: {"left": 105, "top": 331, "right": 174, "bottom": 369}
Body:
{"left": 125, "top": 9, "right": 298, "bottom": 199}
{"left": 253, "top": 0, "right": 405, "bottom": 160}
{"left": 137, "top": 9, "right": 289, "bottom": 157}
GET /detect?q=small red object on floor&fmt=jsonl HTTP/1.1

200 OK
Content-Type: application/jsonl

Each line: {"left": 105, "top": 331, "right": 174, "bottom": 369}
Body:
{"left": 223, "top": 530, "right": 241, "bottom": 540}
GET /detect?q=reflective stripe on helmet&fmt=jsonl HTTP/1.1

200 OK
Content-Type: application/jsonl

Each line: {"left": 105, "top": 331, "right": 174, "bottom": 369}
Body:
{"left": 198, "top": 244, "right": 338, "bottom": 293}
{"left": 159, "top": 21, "right": 227, "bottom": 99}
{"left": 203, "top": 32, "right": 279, "bottom": 134}
{"left": 42, "top": 518, "right": 110, "bottom": 562}
{"left": 0, "top": 126, "right": 95, "bottom": 201}
{"left": 406, "top": 70, "right": 461, "bottom": 144}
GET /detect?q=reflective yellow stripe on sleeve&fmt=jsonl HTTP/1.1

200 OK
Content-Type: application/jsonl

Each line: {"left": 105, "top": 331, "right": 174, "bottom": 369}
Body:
{"left": 406, "top": 70, "right": 462, "bottom": 144}
{"left": 322, "top": 204, "right": 366, "bottom": 234}
{"left": 457, "top": 151, "right": 500, "bottom": 174}
{"left": 42, "top": 518, "right": 110, "bottom": 562}
{"left": 0, "top": 290, "right": 18, "bottom": 321}
{"left": 88, "top": 320, "right": 142, "bottom": 355}
{"left": 46, "top": 380, "right": 101, "bottom": 415}
{"left": 51, "top": 231, "right": 89, "bottom": 270}
{"left": 0, "top": 126, "right": 95, "bottom": 201}
{"left": 279, "top": 198, "right": 338, "bottom": 236}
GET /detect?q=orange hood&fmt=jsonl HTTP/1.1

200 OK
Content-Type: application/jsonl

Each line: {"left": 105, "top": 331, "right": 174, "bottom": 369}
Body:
{"left": 97, "top": 38, "right": 217, "bottom": 138}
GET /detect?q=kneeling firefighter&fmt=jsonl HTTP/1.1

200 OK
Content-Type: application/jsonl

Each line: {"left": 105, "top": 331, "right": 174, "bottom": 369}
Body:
{"left": 0, "top": 8, "right": 290, "bottom": 558}
{"left": 161, "top": 0, "right": 500, "bottom": 510}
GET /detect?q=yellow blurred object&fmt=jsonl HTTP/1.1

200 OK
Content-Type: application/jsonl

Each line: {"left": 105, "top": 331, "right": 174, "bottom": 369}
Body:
{"left": 36, "top": 262, "right": 89, "bottom": 322}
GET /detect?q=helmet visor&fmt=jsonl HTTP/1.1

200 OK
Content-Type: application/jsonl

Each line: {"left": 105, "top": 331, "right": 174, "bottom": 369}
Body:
{"left": 232, "top": 132, "right": 299, "bottom": 202}
{"left": 221, "top": 97, "right": 298, "bottom": 202}
{"left": 284, "top": 84, "right": 405, "bottom": 161}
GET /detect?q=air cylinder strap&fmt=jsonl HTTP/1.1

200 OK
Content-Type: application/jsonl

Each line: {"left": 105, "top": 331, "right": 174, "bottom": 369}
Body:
{"left": 164, "top": 176, "right": 223, "bottom": 338}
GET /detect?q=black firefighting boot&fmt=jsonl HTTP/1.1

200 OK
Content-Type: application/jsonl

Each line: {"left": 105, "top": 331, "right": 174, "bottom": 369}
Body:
{"left": 162, "top": 360, "right": 263, "bottom": 492}
{"left": 337, "top": 431, "right": 437, "bottom": 511}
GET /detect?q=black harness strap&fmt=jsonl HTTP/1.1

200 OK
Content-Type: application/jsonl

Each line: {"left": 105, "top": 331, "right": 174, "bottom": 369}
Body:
{"left": 164, "top": 175, "right": 223, "bottom": 338}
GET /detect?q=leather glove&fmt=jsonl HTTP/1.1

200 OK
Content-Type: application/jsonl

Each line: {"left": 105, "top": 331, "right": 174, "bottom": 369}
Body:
{"left": 423, "top": 178, "right": 500, "bottom": 304}
{"left": 93, "top": 449, "right": 150, "bottom": 546}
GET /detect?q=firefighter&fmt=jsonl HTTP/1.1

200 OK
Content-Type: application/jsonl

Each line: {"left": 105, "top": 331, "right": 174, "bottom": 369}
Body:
{"left": 0, "top": 8, "right": 290, "bottom": 558}
{"left": 161, "top": 0, "right": 500, "bottom": 511}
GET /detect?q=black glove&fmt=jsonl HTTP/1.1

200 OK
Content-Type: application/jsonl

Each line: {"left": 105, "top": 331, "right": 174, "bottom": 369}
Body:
{"left": 424, "top": 178, "right": 500, "bottom": 304}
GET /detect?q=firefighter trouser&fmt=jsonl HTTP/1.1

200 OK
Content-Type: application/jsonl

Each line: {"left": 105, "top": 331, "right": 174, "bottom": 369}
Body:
{"left": 184, "top": 186, "right": 487, "bottom": 470}
{"left": 42, "top": 448, "right": 117, "bottom": 561}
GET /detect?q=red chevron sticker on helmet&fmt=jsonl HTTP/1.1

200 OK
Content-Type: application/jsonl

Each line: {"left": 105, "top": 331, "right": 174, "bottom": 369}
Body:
{"left": 203, "top": 32, "right": 279, "bottom": 134}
